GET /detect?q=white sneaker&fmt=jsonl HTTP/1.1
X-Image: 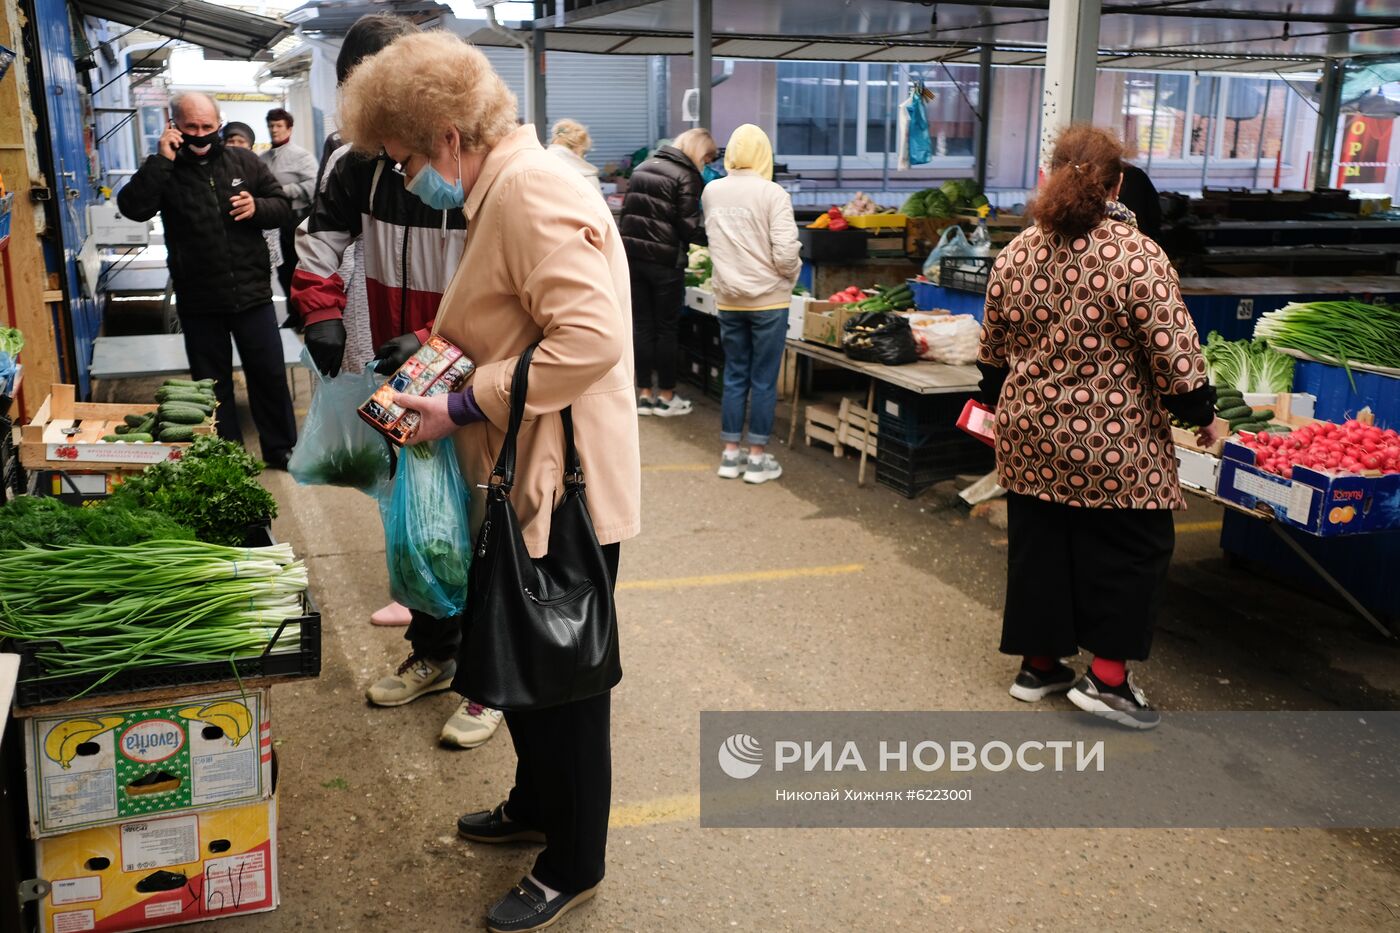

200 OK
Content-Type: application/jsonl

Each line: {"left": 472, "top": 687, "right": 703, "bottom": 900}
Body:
{"left": 366, "top": 655, "right": 456, "bottom": 707}
{"left": 743, "top": 453, "right": 783, "bottom": 484}
{"left": 653, "top": 394, "right": 694, "bottom": 417}
{"left": 441, "top": 698, "right": 504, "bottom": 748}
{"left": 717, "top": 448, "right": 745, "bottom": 479}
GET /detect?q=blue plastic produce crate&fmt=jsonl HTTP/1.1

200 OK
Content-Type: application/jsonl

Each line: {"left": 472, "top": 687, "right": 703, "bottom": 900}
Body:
{"left": 1291, "top": 358, "right": 1400, "bottom": 430}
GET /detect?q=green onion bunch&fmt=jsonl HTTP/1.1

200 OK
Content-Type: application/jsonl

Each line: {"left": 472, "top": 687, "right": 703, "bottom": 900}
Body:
{"left": 0, "top": 540, "right": 307, "bottom": 697}
{"left": 1254, "top": 301, "right": 1400, "bottom": 380}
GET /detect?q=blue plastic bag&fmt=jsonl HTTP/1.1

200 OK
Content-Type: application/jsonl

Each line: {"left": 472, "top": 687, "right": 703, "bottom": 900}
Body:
{"left": 287, "top": 351, "right": 391, "bottom": 497}
{"left": 905, "top": 82, "right": 933, "bottom": 166}
{"left": 923, "top": 225, "right": 974, "bottom": 280}
{"left": 380, "top": 440, "right": 471, "bottom": 618}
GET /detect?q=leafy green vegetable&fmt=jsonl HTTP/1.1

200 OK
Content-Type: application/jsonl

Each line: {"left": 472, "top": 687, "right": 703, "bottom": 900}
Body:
{"left": 109, "top": 436, "right": 277, "bottom": 546}
{"left": 0, "top": 328, "right": 24, "bottom": 357}
{"left": 298, "top": 446, "right": 390, "bottom": 491}
{"left": 1254, "top": 302, "right": 1400, "bottom": 386}
{"left": 923, "top": 190, "right": 953, "bottom": 218}
{"left": 1203, "top": 332, "right": 1297, "bottom": 394}
{"left": 0, "top": 540, "right": 306, "bottom": 698}
{"left": 900, "top": 190, "right": 929, "bottom": 218}
{"left": 1250, "top": 339, "right": 1295, "bottom": 394}
{"left": 0, "top": 496, "right": 195, "bottom": 551}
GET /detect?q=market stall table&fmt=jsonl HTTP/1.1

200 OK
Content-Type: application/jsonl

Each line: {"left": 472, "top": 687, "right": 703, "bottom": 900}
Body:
{"left": 1181, "top": 484, "right": 1397, "bottom": 640}
{"left": 89, "top": 330, "right": 304, "bottom": 398}
{"left": 782, "top": 339, "right": 980, "bottom": 487}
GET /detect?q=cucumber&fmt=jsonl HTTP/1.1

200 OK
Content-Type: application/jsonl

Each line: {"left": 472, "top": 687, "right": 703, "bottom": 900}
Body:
{"left": 158, "top": 406, "right": 207, "bottom": 425}
{"left": 156, "top": 389, "right": 215, "bottom": 407}
{"left": 158, "top": 398, "right": 214, "bottom": 415}
{"left": 136, "top": 415, "right": 157, "bottom": 435}
{"left": 123, "top": 413, "right": 147, "bottom": 428}
{"left": 1231, "top": 419, "right": 1270, "bottom": 433}
{"left": 102, "top": 434, "right": 122, "bottom": 442}
{"left": 1262, "top": 424, "right": 1293, "bottom": 434}
{"left": 159, "top": 425, "right": 196, "bottom": 442}
{"left": 103, "top": 433, "right": 153, "bottom": 443}
{"left": 121, "top": 433, "right": 154, "bottom": 443}
{"left": 163, "top": 378, "right": 215, "bottom": 390}
{"left": 1250, "top": 408, "right": 1275, "bottom": 422}
{"left": 1217, "top": 404, "right": 1253, "bottom": 421}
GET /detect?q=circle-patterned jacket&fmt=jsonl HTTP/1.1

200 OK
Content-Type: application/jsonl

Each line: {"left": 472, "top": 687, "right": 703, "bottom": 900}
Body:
{"left": 977, "top": 219, "right": 1208, "bottom": 510}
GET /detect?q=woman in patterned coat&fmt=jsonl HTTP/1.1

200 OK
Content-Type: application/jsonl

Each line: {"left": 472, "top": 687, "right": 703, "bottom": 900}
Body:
{"left": 977, "top": 125, "right": 1216, "bottom": 730}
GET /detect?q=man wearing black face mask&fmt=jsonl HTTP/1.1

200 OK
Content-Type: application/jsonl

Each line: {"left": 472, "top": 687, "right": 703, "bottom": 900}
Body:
{"left": 117, "top": 91, "right": 298, "bottom": 467}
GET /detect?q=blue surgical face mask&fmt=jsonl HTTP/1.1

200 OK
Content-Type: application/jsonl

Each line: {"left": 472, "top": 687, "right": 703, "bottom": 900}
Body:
{"left": 405, "top": 146, "right": 464, "bottom": 210}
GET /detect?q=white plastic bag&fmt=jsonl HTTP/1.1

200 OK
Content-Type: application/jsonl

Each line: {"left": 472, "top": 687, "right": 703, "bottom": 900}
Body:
{"left": 908, "top": 313, "right": 982, "bottom": 365}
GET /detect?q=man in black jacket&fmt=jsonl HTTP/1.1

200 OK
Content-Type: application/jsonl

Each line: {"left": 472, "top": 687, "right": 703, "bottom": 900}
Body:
{"left": 117, "top": 91, "right": 298, "bottom": 468}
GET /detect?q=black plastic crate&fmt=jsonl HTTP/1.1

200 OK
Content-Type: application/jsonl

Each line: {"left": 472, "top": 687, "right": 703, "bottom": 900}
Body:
{"left": 0, "top": 415, "right": 21, "bottom": 505}
{"left": 682, "top": 350, "right": 707, "bottom": 389}
{"left": 679, "top": 313, "right": 706, "bottom": 354}
{"left": 10, "top": 526, "right": 321, "bottom": 707}
{"left": 875, "top": 434, "right": 994, "bottom": 498}
{"left": 705, "top": 360, "right": 725, "bottom": 401}
{"left": 940, "top": 255, "right": 994, "bottom": 294}
{"left": 799, "top": 228, "right": 868, "bottom": 262}
{"left": 874, "top": 385, "right": 973, "bottom": 447}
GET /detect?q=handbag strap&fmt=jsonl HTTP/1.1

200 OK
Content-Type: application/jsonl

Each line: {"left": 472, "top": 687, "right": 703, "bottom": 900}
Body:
{"left": 490, "top": 341, "right": 583, "bottom": 493}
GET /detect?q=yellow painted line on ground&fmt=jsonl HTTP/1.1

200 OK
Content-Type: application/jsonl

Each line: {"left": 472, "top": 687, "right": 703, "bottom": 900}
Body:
{"left": 619, "top": 563, "right": 865, "bottom": 592}
{"left": 641, "top": 462, "right": 713, "bottom": 473}
{"left": 609, "top": 794, "right": 701, "bottom": 829}
{"left": 1175, "top": 521, "right": 1223, "bottom": 534}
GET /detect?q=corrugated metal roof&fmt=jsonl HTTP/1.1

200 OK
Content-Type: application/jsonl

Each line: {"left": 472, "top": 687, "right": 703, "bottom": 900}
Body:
{"left": 76, "top": 0, "right": 293, "bottom": 60}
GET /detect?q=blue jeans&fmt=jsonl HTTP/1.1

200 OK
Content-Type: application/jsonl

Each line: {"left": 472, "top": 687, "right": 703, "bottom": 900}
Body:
{"left": 718, "top": 308, "right": 787, "bottom": 446}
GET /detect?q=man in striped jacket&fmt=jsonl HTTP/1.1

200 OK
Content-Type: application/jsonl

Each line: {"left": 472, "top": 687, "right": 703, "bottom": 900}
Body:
{"left": 290, "top": 12, "right": 495, "bottom": 752}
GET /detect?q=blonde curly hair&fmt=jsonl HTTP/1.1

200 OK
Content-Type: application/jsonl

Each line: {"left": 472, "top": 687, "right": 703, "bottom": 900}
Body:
{"left": 550, "top": 119, "right": 592, "bottom": 156}
{"left": 338, "top": 31, "right": 518, "bottom": 156}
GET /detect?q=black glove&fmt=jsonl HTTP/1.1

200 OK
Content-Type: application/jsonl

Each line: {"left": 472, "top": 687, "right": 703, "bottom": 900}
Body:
{"left": 373, "top": 333, "right": 423, "bottom": 375}
{"left": 304, "top": 319, "right": 347, "bottom": 378}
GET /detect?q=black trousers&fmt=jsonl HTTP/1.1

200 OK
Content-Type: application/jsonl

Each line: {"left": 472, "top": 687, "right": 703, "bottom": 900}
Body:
{"left": 1001, "top": 493, "right": 1175, "bottom": 662}
{"left": 179, "top": 303, "right": 298, "bottom": 464}
{"left": 502, "top": 542, "right": 620, "bottom": 894}
{"left": 277, "top": 224, "right": 299, "bottom": 321}
{"left": 405, "top": 610, "right": 460, "bottom": 663}
{"left": 630, "top": 261, "right": 685, "bottom": 392}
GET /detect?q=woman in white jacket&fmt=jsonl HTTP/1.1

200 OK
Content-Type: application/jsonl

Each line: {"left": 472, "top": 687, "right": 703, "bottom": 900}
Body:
{"left": 702, "top": 124, "right": 801, "bottom": 483}
{"left": 548, "top": 119, "right": 602, "bottom": 194}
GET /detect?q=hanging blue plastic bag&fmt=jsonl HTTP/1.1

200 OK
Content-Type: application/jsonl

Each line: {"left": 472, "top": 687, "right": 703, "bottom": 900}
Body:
{"left": 287, "top": 350, "right": 392, "bottom": 497}
{"left": 380, "top": 439, "right": 471, "bottom": 618}
{"left": 904, "top": 81, "right": 934, "bottom": 166}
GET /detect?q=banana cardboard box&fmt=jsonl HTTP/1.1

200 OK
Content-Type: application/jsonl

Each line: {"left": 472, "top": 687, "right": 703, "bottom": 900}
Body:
{"left": 24, "top": 690, "right": 272, "bottom": 838}
{"left": 35, "top": 793, "right": 279, "bottom": 933}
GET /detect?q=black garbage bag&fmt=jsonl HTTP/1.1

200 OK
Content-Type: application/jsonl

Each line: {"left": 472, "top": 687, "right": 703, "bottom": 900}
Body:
{"left": 842, "top": 311, "right": 919, "bottom": 365}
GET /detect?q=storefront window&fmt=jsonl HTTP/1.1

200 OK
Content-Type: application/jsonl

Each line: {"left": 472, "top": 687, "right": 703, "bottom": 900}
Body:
{"left": 1116, "top": 72, "right": 1292, "bottom": 164}
{"left": 776, "top": 62, "right": 858, "bottom": 156}
{"left": 910, "top": 64, "right": 979, "bottom": 157}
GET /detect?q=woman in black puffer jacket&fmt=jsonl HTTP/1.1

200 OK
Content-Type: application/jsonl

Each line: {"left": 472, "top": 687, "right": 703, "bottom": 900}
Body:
{"left": 619, "top": 128, "right": 716, "bottom": 417}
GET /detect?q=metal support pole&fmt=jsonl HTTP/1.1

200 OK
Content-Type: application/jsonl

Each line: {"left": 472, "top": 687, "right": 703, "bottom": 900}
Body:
{"left": 1199, "top": 76, "right": 1220, "bottom": 192}
{"left": 1312, "top": 60, "right": 1344, "bottom": 190}
{"left": 1145, "top": 73, "right": 1161, "bottom": 174}
{"left": 529, "top": 27, "right": 547, "bottom": 142}
{"left": 694, "top": 0, "right": 712, "bottom": 128}
{"left": 974, "top": 44, "right": 994, "bottom": 191}
{"left": 835, "top": 61, "right": 848, "bottom": 188}
{"left": 1252, "top": 80, "right": 1272, "bottom": 188}
{"left": 1039, "top": 0, "right": 1102, "bottom": 168}
{"left": 881, "top": 64, "right": 893, "bottom": 193}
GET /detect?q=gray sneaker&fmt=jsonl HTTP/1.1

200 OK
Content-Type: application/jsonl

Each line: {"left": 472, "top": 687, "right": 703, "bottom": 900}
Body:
{"left": 743, "top": 453, "right": 783, "bottom": 484}
{"left": 1067, "top": 670, "right": 1160, "bottom": 730}
{"left": 717, "top": 448, "right": 745, "bottom": 479}
{"left": 653, "top": 394, "right": 693, "bottom": 417}
{"left": 366, "top": 654, "right": 456, "bottom": 707}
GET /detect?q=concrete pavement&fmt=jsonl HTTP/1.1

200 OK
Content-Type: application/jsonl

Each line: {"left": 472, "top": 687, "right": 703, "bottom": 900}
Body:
{"left": 203, "top": 380, "right": 1400, "bottom": 932}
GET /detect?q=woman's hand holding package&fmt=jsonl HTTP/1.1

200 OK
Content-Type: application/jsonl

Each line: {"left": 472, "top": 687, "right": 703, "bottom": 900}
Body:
{"left": 393, "top": 392, "right": 457, "bottom": 443}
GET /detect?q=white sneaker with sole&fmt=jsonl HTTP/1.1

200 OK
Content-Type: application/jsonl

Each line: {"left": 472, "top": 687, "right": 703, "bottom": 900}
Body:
{"left": 717, "top": 448, "right": 745, "bottom": 479}
{"left": 366, "top": 655, "right": 456, "bottom": 707}
{"left": 653, "top": 394, "right": 694, "bottom": 417}
{"left": 441, "top": 699, "right": 504, "bottom": 748}
{"left": 743, "top": 453, "right": 783, "bottom": 484}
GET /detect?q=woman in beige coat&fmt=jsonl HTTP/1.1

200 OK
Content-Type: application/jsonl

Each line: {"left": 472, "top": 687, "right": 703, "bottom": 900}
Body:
{"left": 339, "top": 31, "right": 639, "bottom": 932}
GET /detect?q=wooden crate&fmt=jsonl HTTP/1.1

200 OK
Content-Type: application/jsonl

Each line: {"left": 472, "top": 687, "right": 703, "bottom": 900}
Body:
{"left": 904, "top": 217, "right": 960, "bottom": 260}
{"left": 805, "top": 399, "right": 879, "bottom": 458}
{"left": 21, "top": 384, "right": 215, "bottom": 472}
{"left": 1171, "top": 392, "right": 1315, "bottom": 458}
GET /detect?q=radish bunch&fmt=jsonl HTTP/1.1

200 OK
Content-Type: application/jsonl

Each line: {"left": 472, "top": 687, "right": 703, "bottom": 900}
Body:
{"left": 1238, "top": 419, "right": 1400, "bottom": 480}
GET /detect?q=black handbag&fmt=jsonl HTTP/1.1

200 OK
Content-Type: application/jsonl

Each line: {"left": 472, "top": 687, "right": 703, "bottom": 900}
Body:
{"left": 459, "top": 343, "right": 622, "bottom": 710}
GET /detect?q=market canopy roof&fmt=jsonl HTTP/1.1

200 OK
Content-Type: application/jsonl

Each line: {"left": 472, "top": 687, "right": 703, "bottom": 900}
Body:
{"left": 75, "top": 0, "right": 293, "bottom": 60}
{"left": 473, "top": 0, "right": 1400, "bottom": 73}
